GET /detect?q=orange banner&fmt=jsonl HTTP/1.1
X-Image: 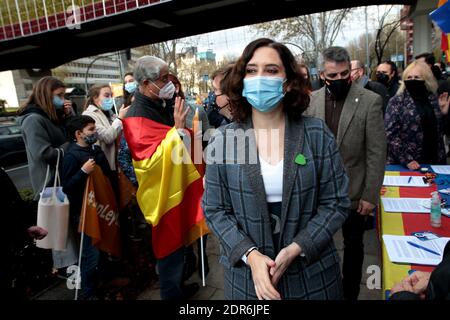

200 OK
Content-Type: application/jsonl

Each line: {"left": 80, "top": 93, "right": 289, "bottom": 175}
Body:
{"left": 80, "top": 166, "right": 121, "bottom": 257}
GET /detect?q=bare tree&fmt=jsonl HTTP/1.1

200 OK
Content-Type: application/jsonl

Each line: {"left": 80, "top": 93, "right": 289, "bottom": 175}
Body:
{"left": 178, "top": 55, "right": 198, "bottom": 95}
{"left": 218, "top": 53, "right": 240, "bottom": 67}
{"left": 140, "top": 39, "right": 180, "bottom": 75}
{"left": 374, "top": 5, "right": 404, "bottom": 66}
{"left": 347, "top": 27, "right": 404, "bottom": 75}
{"left": 197, "top": 59, "right": 217, "bottom": 94}
{"left": 253, "top": 9, "right": 352, "bottom": 66}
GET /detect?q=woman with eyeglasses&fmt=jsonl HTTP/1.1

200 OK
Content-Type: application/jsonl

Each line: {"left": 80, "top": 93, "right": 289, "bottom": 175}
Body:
{"left": 385, "top": 61, "right": 450, "bottom": 169}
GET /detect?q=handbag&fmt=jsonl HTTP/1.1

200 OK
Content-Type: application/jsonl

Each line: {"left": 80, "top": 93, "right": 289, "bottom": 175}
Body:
{"left": 36, "top": 149, "right": 70, "bottom": 251}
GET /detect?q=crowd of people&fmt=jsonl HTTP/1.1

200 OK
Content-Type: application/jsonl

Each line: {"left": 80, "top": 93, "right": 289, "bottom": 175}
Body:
{"left": 2, "top": 37, "right": 450, "bottom": 300}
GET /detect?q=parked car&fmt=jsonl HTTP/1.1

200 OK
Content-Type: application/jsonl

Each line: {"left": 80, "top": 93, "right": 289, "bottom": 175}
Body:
{"left": 0, "top": 121, "right": 27, "bottom": 168}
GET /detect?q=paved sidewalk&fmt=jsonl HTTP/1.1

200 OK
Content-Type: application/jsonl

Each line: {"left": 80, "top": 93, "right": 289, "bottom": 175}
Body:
{"left": 35, "top": 228, "right": 381, "bottom": 300}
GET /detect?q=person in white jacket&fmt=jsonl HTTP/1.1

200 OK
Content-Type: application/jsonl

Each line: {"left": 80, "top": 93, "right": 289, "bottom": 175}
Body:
{"left": 82, "top": 84, "right": 129, "bottom": 171}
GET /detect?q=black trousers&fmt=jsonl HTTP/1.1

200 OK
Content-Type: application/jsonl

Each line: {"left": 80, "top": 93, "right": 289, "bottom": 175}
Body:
{"left": 342, "top": 209, "right": 367, "bottom": 300}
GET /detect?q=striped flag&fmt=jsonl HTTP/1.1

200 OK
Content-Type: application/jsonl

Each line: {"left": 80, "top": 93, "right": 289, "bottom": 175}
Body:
{"left": 123, "top": 115, "right": 208, "bottom": 259}
{"left": 438, "top": 0, "right": 450, "bottom": 62}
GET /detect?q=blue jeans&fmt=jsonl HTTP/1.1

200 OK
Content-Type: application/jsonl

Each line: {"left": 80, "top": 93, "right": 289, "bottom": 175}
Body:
{"left": 157, "top": 246, "right": 185, "bottom": 300}
{"left": 79, "top": 233, "right": 99, "bottom": 299}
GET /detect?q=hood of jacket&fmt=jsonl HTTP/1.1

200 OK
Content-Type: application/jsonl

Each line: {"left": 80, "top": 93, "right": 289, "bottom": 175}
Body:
{"left": 17, "top": 104, "right": 50, "bottom": 126}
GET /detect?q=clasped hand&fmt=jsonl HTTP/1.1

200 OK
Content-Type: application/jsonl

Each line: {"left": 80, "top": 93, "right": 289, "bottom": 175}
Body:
{"left": 247, "top": 242, "right": 301, "bottom": 300}
{"left": 390, "top": 271, "right": 431, "bottom": 299}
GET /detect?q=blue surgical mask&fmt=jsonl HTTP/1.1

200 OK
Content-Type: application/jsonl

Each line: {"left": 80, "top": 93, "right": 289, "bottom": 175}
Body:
{"left": 100, "top": 98, "right": 114, "bottom": 111}
{"left": 53, "top": 96, "right": 65, "bottom": 109}
{"left": 151, "top": 81, "right": 176, "bottom": 99}
{"left": 242, "top": 76, "right": 285, "bottom": 112}
{"left": 124, "top": 82, "right": 137, "bottom": 94}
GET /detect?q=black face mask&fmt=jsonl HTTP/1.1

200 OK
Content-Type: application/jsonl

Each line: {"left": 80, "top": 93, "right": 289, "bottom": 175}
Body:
{"left": 325, "top": 77, "right": 352, "bottom": 100}
{"left": 83, "top": 132, "right": 98, "bottom": 146}
{"left": 376, "top": 72, "right": 390, "bottom": 86}
{"left": 404, "top": 80, "right": 428, "bottom": 100}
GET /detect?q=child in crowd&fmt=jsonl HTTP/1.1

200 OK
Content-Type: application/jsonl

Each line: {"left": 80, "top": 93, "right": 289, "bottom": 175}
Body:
{"left": 62, "top": 115, "right": 114, "bottom": 299}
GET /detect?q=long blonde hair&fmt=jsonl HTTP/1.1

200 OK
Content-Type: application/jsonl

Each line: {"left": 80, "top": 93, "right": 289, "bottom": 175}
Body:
{"left": 397, "top": 60, "right": 438, "bottom": 95}
{"left": 19, "top": 76, "right": 66, "bottom": 123}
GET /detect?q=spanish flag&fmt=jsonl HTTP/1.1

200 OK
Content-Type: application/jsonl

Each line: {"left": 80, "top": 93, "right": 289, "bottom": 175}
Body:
{"left": 123, "top": 112, "right": 208, "bottom": 259}
{"left": 439, "top": 0, "right": 450, "bottom": 62}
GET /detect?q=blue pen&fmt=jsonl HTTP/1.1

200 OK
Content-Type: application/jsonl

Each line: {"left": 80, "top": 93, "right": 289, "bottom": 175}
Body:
{"left": 406, "top": 241, "right": 441, "bottom": 256}
{"left": 408, "top": 176, "right": 412, "bottom": 184}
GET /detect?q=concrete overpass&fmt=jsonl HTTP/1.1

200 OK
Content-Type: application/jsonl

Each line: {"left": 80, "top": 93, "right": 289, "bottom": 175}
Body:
{"left": 0, "top": 0, "right": 421, "bottom": 72}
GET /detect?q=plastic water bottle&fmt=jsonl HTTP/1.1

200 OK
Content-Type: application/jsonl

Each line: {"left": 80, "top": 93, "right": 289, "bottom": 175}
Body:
{"left": 430, "top": 191, "right": 442, "bottom": 228}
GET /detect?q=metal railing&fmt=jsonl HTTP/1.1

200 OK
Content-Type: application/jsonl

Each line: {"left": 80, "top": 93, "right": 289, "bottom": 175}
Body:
{"left": 0, "top": 0, "right": 170, "bottom": 42}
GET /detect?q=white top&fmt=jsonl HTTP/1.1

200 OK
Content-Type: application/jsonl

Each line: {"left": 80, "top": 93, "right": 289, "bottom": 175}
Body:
{"left": 259, "top": 155, "right": 283, "bottom": 203}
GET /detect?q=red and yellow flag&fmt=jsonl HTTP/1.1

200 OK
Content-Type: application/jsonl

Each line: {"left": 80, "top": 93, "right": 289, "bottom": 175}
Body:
{"left": 439, "top": 0, "right": 450, "bottom": 62}
{"left": 80, "top": 166, "right": 121, "bottom": 257}
{"left": 123, "top": 116, "right": 208, "bottom": 259}
{"left": 110, "top": 82, "right": 124, "bottom": 97}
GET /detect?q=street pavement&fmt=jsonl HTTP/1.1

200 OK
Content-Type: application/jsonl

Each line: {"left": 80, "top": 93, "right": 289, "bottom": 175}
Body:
{"left": 35, "top": 228, "right": 381, "bottom": 300}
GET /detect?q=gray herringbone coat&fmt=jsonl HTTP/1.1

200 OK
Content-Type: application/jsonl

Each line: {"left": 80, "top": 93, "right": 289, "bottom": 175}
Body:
{"left": 306, "top": 84, "right": 387, "bottom": 209}
{"left": 202, "top": 115, "right": 351, "bottom": 300}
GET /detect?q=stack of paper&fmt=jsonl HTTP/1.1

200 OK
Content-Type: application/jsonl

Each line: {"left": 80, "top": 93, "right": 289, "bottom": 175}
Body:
{"left": 381, "top": 197, "right": 429, "bottom": 213}
{"left": 383, "top": 176, "right": 429, "bottom": 187}
{"left": 382, "top": 235, "right": 449, "bottom": 265}
{"left": 431, "top": 165, "right": 450, "bottom": 175}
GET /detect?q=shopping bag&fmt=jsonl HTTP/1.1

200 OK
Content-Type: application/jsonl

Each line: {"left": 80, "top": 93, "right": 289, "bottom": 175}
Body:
{"left": 36, "top": 149, "right": 70, "bottom": 251}
{"left": 51, "top": 226, "right": 78, "bottom": 269}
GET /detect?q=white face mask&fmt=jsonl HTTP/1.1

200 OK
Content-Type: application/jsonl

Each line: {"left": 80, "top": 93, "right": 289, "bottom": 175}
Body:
{"left": 152, "top": 80, "right": 176, "bottom": 99}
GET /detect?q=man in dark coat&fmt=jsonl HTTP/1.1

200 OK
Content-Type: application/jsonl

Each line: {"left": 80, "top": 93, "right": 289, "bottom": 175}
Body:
{"left": 351, "top": 60, "right": 389, "bottom": 115}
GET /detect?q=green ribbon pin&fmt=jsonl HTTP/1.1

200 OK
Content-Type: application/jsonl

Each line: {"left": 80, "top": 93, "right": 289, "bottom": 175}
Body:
{"left": 295, "top": 154, "right": 307, "bottom": 165}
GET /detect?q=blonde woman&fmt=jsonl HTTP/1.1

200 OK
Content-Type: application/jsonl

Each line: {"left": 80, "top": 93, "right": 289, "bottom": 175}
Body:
{"left": 385, "top": 61, "right": 450, "bottom": 168}
{"left": 82, "top": 84, "right": 129, "bottom": 171}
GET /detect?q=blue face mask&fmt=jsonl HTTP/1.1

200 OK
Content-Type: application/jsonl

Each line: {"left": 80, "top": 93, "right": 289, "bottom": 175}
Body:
{"left": 242, "top": 76, "right": 285, "bottom": 112}
{"left": 124, "top": 82, "right": 137, "bottom": 94}
{"left": 100, "top": 98, "right": 114, "bottom": 111}
{"left": 53, "top": 96, "right": 65, "bottom": 109}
